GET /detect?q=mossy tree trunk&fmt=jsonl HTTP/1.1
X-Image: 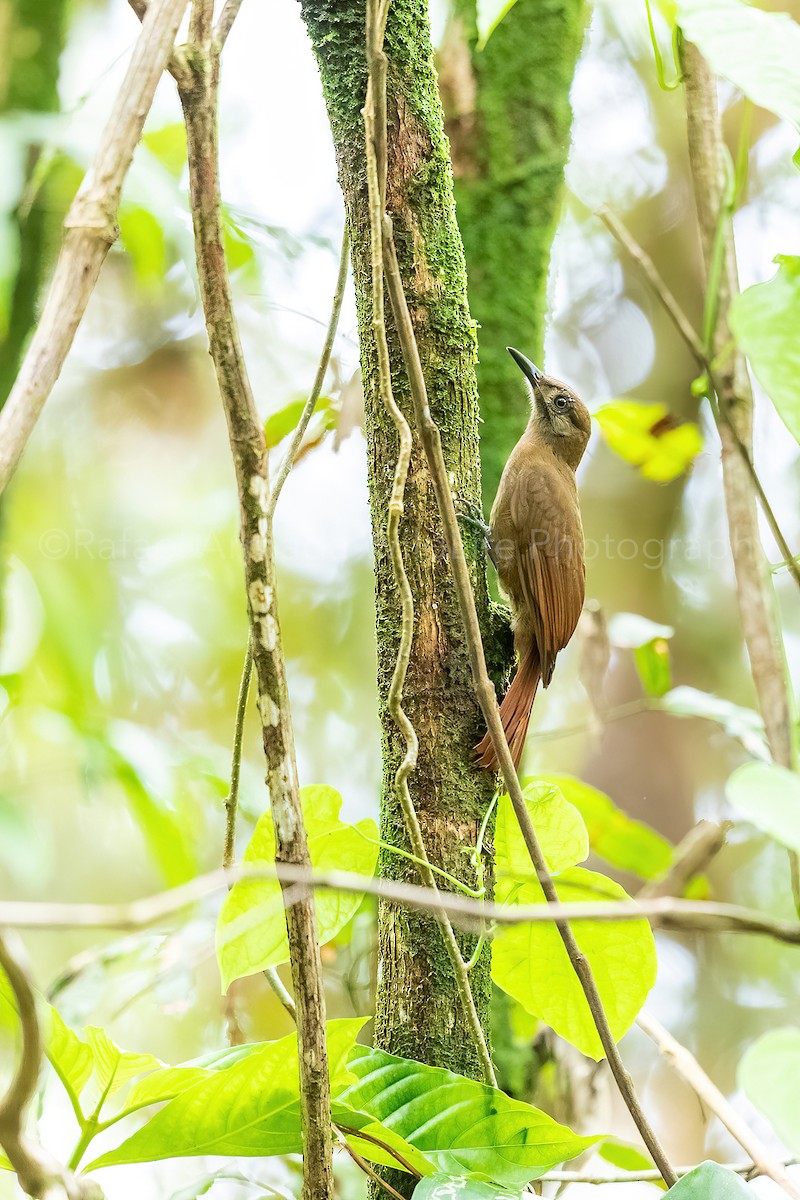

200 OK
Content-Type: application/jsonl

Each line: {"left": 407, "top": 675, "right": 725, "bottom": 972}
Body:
{"left": 0, "top": 0, "right": 69, "bottom": 407}
{"left": 439, "top": 0, "right": 586, "bottom": 502}
{"left": 298, "top": 0, "right": 502, "bottom": 1128}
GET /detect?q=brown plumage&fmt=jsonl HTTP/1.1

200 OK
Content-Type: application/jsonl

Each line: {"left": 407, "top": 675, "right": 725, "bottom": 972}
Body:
{"left": 476, "top": 348, "right": 591, "bottom": 771}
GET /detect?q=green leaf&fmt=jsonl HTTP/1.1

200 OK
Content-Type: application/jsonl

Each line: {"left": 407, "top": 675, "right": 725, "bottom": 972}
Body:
{"left": 123, "top": 1065, "right": 213, "bottom": 1113}
{"left": 634, "top": 639, "right": 672, "bottom": 697}
{"left": 660, "top": 687, "right": 768, "bottom": 759}
{"left": 476, "top": 0, "right": 520, "bottom": 47}
{"left": 676, "top": 0, "right": 800, "bottom": 131}
{"left": 492, "top": 868, "right": 657, "bottom": 1060}
{"left": 216, "top": 785, "right": 378, "bottom": 989}
{"left": 339, "top": 1045, "right": 598, "bottom": 1187}
{"left": 738, "top": 1028, "right": 800, "bottom": 1153}
{"left": 598, "top": 1138, "right": 657, "bottom": 1173}
{"left": 119, "top": 205, "right": 167, "bottom": 286}
{"left": 85, "top": 1027, "right": 162, "bottom": 1099}
{"left": 87, "top": 1020, "right": 365, "bottom": 1169}
{"left": 532, "top": 774, "right": 673, "bottom": 881}
{"left": 495, "top": 782, "right": 589, "bottom": 886}
{"left": 725, "top": 761, "right": 800, "bottom": 854}
{"left": 264, "top": 395, "right": 332, "bottom": 449}
{"left": 595, "top": 402, "right": 703, "bottom": 482}
{"left": 47, "top": 1010, "right": 93, "bottom": 1100}
{"left": 664, "top": 1161, "right": 753, "bottom": 1196}
{"left": 414, "top": 1177, "right": 522, "bottom": 1199}
{"left": 142, "top": 123, "right": 187, "bottom": 178}
{"left": 0, "top": 1152, "right": 12, "bottom": 1171}
{"left": 730, "top": 258, "right": 800, "bottom": 444}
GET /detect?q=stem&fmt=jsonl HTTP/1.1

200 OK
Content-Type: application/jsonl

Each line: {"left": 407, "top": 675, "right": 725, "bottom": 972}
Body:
{"left": 224, "top": 643, "right": 253, "bottom": 870}
{"left": 267, "top": 225, "right": 350, "bottom": 520}
{"left": 177, "top": 24, "right": 334, "bottom": 1199}
{"left": 0, "top": 0, "right": 190, "bottom": 494}
{"left": 638, "top": 1011, "right": 800, "bottom": 1200}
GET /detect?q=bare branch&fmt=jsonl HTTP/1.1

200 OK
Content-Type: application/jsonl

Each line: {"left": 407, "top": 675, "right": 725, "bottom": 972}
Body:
{"left": 0, "top": 933, "right": 103, "bottom": 1200}
{"left": 682, "top": 41, "right": 795, "bottom": 774}
{"left": 0, "top": 0, "right": 190, "bottom": 494}
{"left": 215, "top": 0, "right": 246, "bottom": 47}
{"left": 177, "top": 30, "right": 334, "bottom": 1200}
{"left": 363, "top": 0, "right": 495, "bottom": 1088}
{"left": 5, "top": 863, "right": 799, "bottom": 946}
{"left": 638, "top": 1011, "right": 800, "bottom": 1200}
{"left": 223, "top": 643, "right": 253, "bottom": 870}
{"left": 267, "top": 225, "right": 350, "bottom": 520}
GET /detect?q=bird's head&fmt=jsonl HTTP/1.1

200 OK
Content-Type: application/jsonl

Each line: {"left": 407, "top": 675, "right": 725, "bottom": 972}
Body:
{"left": 508, "top": 346, "right": 591, "bottom": 470}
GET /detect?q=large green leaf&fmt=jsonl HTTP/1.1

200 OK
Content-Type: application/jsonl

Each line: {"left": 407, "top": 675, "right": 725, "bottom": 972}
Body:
{"left": 664, "top": 1161, "right": 753, "bottom": 1196}
{"left": 216, "top": 785, "right": 378, "bottom": 989}
{"left": 85, "top": 1026, "right": 162, "bottom": 1099}
{"left": 730, "top": 257, "right": 800, "bottom": 445}
{"left": 676, "top": 0, "right": 800, "bottom": 132}
{"left": 725, "top": 761, "right": 800, "bottom": 854}
{"left": 47, "top": 1010, "right": 94, "bottom": 1101}
{"left": 492, "top": 868, "right": 657, "bottom": 1060}
{"left": 87, "top": 1020, "right": 365, "bottom": 1169}
{"left": 338, "top": 1045, "right": 597, "bottom": 1187}
{"left": 414, "top": 1177, "right": 522, "bottom": 1199}
{"left": 595, "top": 402, "right": 703, "bottom": 482}
{"left": 532, "top": 774, "right": 673, "bottom": 881}
{"left": 495, "top": 782, "right": 589, "bottom": 886}
{"left": 739, "top": 1028, "right": 800, "bottom": 1153}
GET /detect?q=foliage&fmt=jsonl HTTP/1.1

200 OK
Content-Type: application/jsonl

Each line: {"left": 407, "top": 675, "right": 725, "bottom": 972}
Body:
{"left": 730, "top": 257, "right": 800, "bottom": 445}
{"left": 738, "top": 1028, "right": 800, "bottom": 1154}
{"left": 663, "top": 1162, "right": 753, "bottom": 1197}
{"left": 594, "top": 401, "right": 703, "bottom": 482}
{"left": 216, "top": 784, "right": 378, "bottom": 988}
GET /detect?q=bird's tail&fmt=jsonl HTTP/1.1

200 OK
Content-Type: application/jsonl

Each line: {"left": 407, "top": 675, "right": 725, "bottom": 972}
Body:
{"left": 475, "top": 644, "right": 541, "bottom": 771}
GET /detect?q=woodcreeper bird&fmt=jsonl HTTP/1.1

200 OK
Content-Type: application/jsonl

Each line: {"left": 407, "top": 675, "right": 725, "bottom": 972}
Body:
{"left": 475, "top": 347, "right": 591, "bottom": 771}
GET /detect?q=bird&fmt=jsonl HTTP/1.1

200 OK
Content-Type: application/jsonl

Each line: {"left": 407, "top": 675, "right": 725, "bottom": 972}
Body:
{"left": 475, "top": 347, "right": 592, "bottom": 771}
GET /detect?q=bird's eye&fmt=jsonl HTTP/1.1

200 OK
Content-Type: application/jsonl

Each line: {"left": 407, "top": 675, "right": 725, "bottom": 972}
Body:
{"left": 553, "top": 395, "right": 569, "bottom": 412}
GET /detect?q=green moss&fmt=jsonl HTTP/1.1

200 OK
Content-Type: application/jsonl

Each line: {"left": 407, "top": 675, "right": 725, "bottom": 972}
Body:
{"left": 449, "top": 0, "right": 587, "bottom": 503}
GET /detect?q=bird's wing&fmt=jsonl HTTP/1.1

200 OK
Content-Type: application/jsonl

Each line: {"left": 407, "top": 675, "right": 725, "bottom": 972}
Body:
{"left": 507, "top": 465, "right": 585, "bottom": 684}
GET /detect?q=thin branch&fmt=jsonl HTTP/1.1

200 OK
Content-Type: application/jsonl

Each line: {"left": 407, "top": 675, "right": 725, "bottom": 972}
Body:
{"left": 681, "top": 40, "right": 796, "bottom": 775}
{"left": 598, "top": 205, "right": 706, "bottom": 363}
{"left": 223, "top": 643, "right": 253, "bottom": 869}
{"left": 600, "top": 205, "right": 800, "bottom": 595}
{"left": 638, "top": 1011, "right": 800, "bottom": 1200}
{"left": 363, "top": 0, "right": 496, "bottom": 1090}
{"left": 7, "top": 862, "right": 799, "bottom": 944}
{"left": 637, "top": 819, "right": 729, "bottom": 900}
{"left": 177, "top": 28, "right": 334, "bottom": 1200}
{"left": 215, "top": 0, "right": 245, "bottom": 48}
{"left": 0, "top": 932, "right": 103, "bottom": 1200}
{"left": 334, "top": 1129, "right": 407, "bottom": 1200}
{"left": 267, "top": 225, "right": 350, "bottom": 520}
{"left": 265, "top": 967, "right": 298, "bottom": 1022}
{"left": 537, "top": 1160, "right": 799, "bottom": 1186}
{"left": 0, "top": 0, "right": 190, "bottom": 494}
{"left": 380, "top": 229, "right": 676, "bottom": 1185}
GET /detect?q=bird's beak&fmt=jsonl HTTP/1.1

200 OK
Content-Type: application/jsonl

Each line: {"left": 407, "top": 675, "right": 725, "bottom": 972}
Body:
{"left": 507, "top": 346, "right": 543, "bottom": 391}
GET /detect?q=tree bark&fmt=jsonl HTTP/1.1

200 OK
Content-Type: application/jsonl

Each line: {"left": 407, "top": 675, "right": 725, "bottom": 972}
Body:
{"left": 297, "top": 0, "right": 500, "bottom": 1109}
{"left": 439, "top": 0, "right": 586, "bottom": 502}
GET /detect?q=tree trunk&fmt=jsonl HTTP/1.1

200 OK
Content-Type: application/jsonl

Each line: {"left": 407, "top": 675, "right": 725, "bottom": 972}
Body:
{"left": 298, "top": 0, "right": 501, "bottom": 1115}
{"left": 439, "top": 0, "right": 586, "bottom": 502}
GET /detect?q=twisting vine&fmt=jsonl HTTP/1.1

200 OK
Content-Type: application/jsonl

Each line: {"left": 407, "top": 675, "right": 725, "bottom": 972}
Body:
{"left": 363, "top": 0, "right": 496, "bottom": 1088}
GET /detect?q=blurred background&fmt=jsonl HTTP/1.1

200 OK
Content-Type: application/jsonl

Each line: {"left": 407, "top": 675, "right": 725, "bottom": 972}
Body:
{"left": 1, "top": 0, "right": 799, "bottom": 1195}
